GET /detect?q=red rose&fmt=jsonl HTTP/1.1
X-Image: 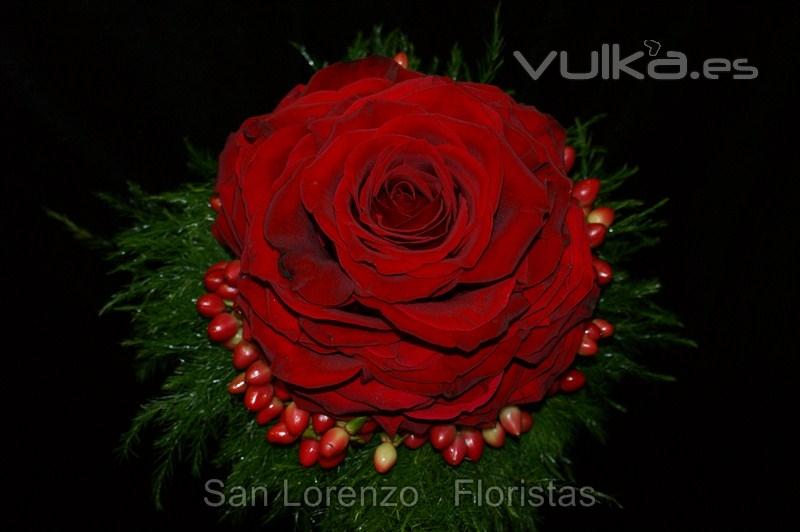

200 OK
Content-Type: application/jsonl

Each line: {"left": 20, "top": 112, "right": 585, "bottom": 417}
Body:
{"left": 213, "top": 57, "right": 599, "bottom": 435}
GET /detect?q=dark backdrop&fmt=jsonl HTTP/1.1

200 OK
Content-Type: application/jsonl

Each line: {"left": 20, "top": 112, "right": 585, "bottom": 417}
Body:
{"left": 3, "top": 1, "right": 797, "bottom": 530}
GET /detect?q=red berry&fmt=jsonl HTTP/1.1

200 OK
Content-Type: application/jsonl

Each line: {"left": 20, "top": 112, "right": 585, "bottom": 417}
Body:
{"left": 215, "top": 283, "right": 238, "bottom": 301}
{"left": 442, "top": 434, "right": 467, "bottom": 466}
{"left": 245, "top": 360, "right": 272, "bottom": 386}
{"left": 320, "top": 427, "right": 350, "bottom": 458}
{"left": 593, "top": 258, "right": 613, "bottom": 286}
{"left": 373, "top": 442, "right": 398, "bottom": 474}
{"left": 204, "top": 270, "right": 224, "bottom": 292}
{"left": 584, "top": 322, "right": 601, "bottom": 341}
{"left": 520, "top": 411, "right": 534, "bottom": 433}
{"left": 578, "top": 335, "right": 598, "bottom": 356}
{"left": 482, "top": 422, "right": 506, "bottom": 448}
{"left": 273, "top": 380, "right": 291, "bottom": 401}
{"left": 318, "top": 451, "right": 346, "bottom": 469}
{"left": 592, "top": 318, "right": 615, "bottom": 338}
{"left": 223, "top": 260, "right": 241, "bottom": 284}
{"left": 196, "top": 293, "right": 226, "bottom": 318}
{"left": 209, "top": 195, "right": 222, "bottom": 212}
{"left": 461, "top": 428, "right": 484, "bottom": 462}
{"left": 207, "top": 313, "right": 239, "bottom": 342}
{"left": 403, "top": 433, "right": 427, "bottom": 449}
{"left": 255, "top": 397, "right": 284, "bottom": 425}
{"left": 226, "top": 373, "right": 247, "bottom": 395}
{"left": 499, "top": 405, "right": 522, "bottom": 436}
{"left": 244, "top": 384, "right": 274, "bottom": 411}
{"left": 359, "top": 419, "right": 378, "bottom": 435}
{"left": 393, "top": 52, "right": 409, "bottom": 68}
{"left": 572, "top": 178, "right": 601, "bottom": 207}
{"left": 232, "top": 341, "right": 260, "bottom": 370}
{"left": 560, "top": 369, "right": 587, "bottom": 393}
{"left": 298, "top": 438, "right": 320, "bottom": 467}
{"left": 266, "top": 421, "right": 298, "bottom": 445}
{"left": 429, "top": 425, "right": 457, "bottom": 450}
{"left": 586, "top": 223, "right": 608, "bottom": 248}
{"left": 283, "top": 402, "right": 310, "bottom": 437}
{"left": 312, "top": 413, "right": 336, "bottom": 434}
{"left": 563, "top": 146, "right": 576, "bottom": 173}
{"left": 587, "top": 206, "right": 615, "bottom": 227}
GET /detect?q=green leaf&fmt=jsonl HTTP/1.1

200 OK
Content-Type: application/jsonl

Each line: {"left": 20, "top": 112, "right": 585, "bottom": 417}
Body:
{"left": 44, "top": 208, "right": 106, "bottom": 247}
{"left": 184, "top": 139, "right": 217, "bottom": 178}
{"left": 290, "top": 41, "right": 326, "bottom": 71}
{"left": 477, "top": 4, "right": 504, "bottom": 83}
{"left": 345, "top": 26, "right": 421, "bottom": 70}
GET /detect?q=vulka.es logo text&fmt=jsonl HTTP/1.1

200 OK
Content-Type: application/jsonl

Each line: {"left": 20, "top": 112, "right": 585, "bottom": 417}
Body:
{"left": 514, "top": 42, "right": 758, "bottom": 81}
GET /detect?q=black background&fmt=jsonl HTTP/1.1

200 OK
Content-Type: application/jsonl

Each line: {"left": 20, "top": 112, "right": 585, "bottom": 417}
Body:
{"left": 3, "top": 1, "right": 797, "bottom": 530}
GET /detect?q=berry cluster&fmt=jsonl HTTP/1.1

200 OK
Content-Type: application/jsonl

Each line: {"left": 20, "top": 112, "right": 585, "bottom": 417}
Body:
{"left": 560, "top": 144, "right": 617, "bottom": 390}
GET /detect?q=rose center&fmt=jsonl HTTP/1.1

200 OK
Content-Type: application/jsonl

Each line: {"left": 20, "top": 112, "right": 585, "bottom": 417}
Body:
{"left": 372, "top": 177, "right": 441, "bottom": 230}
{"left": 389, "top": 180, "right": 421, "bottom": 213}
